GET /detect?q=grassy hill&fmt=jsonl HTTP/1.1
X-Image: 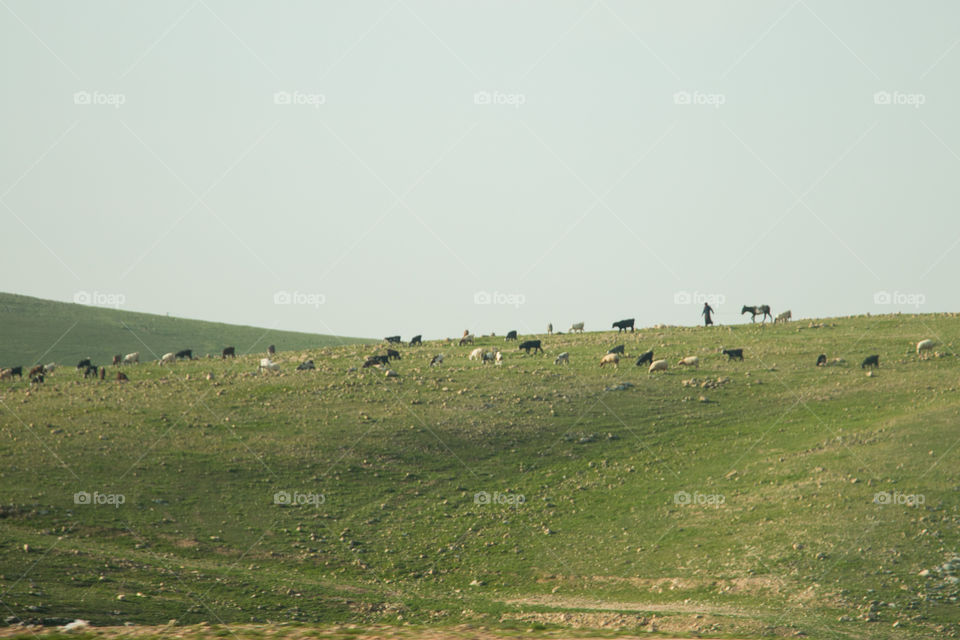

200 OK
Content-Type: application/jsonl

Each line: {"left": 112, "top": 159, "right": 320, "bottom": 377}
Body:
{"left": 1, "top": 312, "right": 960, "bottom": 639}
{"left": 0, "top": 292, "right": 371, "bottom": 367}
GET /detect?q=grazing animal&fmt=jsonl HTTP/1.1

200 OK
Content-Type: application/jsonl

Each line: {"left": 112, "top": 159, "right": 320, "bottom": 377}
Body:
{"left": 30, "top": 374, "right": 44, "bottom": 384}
{"left": 83, "top": 365, "right": 98, "bottom": 379}
{"left": 7, "top": 366, "right": 22, "bottom": 380}
{"left": 555, "top": 352, "right": 570, "bottom": 365}
{"left": 469, "top": 347, "right": 485, "bottom": 361}
{"left": 722, "top": 348, "right": 744, "bottom": 361}
{"left": 0, "top": 368, "right": 12, "bottom": 381}
{"left": 612, "top": 318, "right": 635, "bottom": 333}
{"left": 608, "top": 345, "right": 625, "bottom": 355}
{"left": 678, "top": 356, "right": 699, "bottom": 368}
{"left": 222, "top": 346, "right": 236, "bottom": 359}
{"left": 363, "top": 355, "right": 390, "bottom": 368}
{"left": 76, "top": 358, "right": 92, "bottom": 371}
{"left": 430, "top": 354, "right": 444, "bottom": 366}
{"left": 259, "top": 358, "right": 280, "bottom": 373}
{"left": 569, "top": 322, "right": 584, "bottom": 333}
{"left": 917, "top": 339, "right": 935, "bottom": 356}
{"left": 116, "top": 372, "right": 128, "bottom": 382}
{"left": 409, "top": 335, "right": 422, "bottom": 346}
{"left": 816, "top": 354, "right": 827, "bottom": 366}
{"left": 635, "top": 350, "right": 654, "bottom": 366}
{"left": 297, "top": 359, "right": 315, "bottom": 371}
{"left": 505, "top": 330, "right": 518, "bottom": 341}
{"left": 43, "top": 363, "right": 57, "bottom": 374}
{"left": 28, "top": 365, "right": 44, "bottom": 378}
{"left": 648, "top": 359, "right": 668, "bottom": 373}
{"left": 385, "top": 336, "right": 402, "bottom": 344}
{"left": 495, "top": 350, "right": 503, "bottom": 364}
{"left": 175, "top": 349, "right": 193, "bottom": 360}
{"left": 159, "top": 352, "right": 176, "bottom": 365}
{"left": 386, "top": 348, "right": 401, "bottom": 361}
{"left": 459, "top": 334, "right": 475, "bottom": 346}
{"left": 600, "top": 353, "right": 620, "bottom": 368}
{"left": 112, "top": 354, "right": 122, "bottom": 366}
{"left": 741, "top": 305, "right": 773, "bottom": 324}
{"left": 518, "top": 340, "right": 543, "bottom": 354}
{"left": 267, "top": 344, "right": 276, "bottom": 355}
{"left": 775, "top": 310, "right": 792, "bottom": 324}
{"left": 123, "top": 352, "right": 139, "bottom": 365}
{"left": 861, "top": 355, "right": 880, "bottom": 369}
{"left": 482, "top": 350, "right": 498, "bottom": 364}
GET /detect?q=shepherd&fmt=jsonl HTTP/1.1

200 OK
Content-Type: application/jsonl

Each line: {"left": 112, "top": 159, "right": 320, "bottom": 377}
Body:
{"left": 702, "top": 302, "right": 715, "bottom": 327}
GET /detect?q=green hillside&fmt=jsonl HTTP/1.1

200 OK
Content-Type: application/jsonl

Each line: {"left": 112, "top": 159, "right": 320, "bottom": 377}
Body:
{"left": 1, "top": 313, "right": 959, "bottom": 639}
{"left": 0, "top": 292, "right": 371, "bottom": 366}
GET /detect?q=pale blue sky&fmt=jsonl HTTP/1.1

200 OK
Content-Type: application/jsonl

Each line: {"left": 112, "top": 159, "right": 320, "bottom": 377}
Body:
{"left": 2, "top": 1, "right": 958, "bottom": 340}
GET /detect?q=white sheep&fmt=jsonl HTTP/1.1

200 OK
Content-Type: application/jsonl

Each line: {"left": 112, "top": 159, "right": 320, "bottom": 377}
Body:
{"left": 43, "top": 363, "right": 57, "bottom": 374}
{"left": 122, "top": 352, "right": 139, "bottom": 365}
{"left": 495, "top": 350, "right": 503, "bottom": 365}
{"left": 600, "top": 353, "right": 619, "bottom": 368}
{"left": 259, "top": 357, "right": 279, "bottom": 373}
{"left": 569, "top": 322, "right": 584, "bottom": 333}
{"left": 554, "top": 352, "right": 569, "bottom": 365}
{"left": 648, "top": 359, "right": 668, "bottom": 373}
{"left": 917, "top": 339, "right": 935, "bottom": 356}
{"left": 469, "top": 347, "right": 484, "bottom": 361}
{"left": 159, "top": 352, "right": 176, "bottom": 365}
{"left": 678, "top": 356, "right": 699, "bottom": 368}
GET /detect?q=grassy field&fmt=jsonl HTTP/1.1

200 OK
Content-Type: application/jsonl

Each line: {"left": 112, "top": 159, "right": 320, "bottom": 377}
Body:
{"left": 0, "top": 293, "right": 371, "bottom": 367}
{"left": 2, "top": 312, "right": 960, "bottom": 639}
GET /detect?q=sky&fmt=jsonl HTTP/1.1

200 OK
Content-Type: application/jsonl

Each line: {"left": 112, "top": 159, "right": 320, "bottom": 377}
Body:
{"left": 2, "top": 1, "right": 959, "bottom": 341}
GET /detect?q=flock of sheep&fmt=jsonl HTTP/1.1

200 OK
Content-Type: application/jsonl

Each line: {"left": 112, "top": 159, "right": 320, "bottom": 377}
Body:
{"left": 1, "top": 318, "right": 942, "bottom": 385}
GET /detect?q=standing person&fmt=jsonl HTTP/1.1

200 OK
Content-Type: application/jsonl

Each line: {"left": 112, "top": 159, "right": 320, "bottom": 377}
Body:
{"left": 547, "top": 323, "right": 553, "bottom": 335}
{"left": 702, "top": 302, "right": 715, "bottom": 326}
